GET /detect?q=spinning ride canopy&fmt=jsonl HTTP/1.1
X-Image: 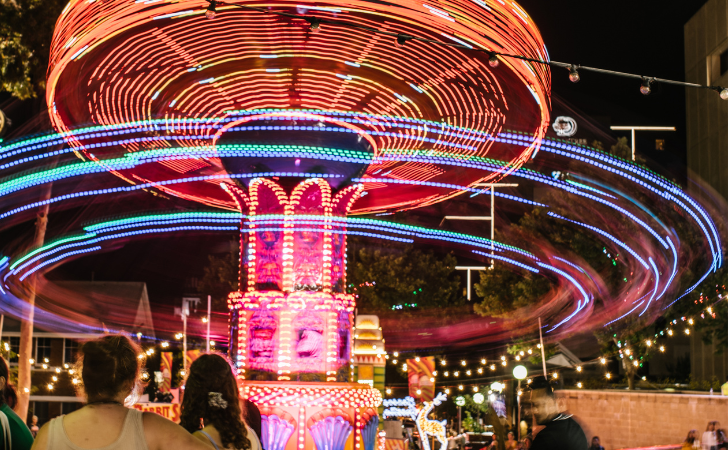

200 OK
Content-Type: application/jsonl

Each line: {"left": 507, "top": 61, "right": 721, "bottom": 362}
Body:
{"left": 47, "top": 0, "right": 550, "bottom": 214}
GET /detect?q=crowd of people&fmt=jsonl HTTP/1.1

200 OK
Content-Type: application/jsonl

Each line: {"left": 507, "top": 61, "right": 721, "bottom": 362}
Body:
{"left": 682, "top": 422, "right": 728, "bottom": 450}
{"left": 0, "top": 335, "right": 722, "bottom": 450}
{"left": 0, "top": 334, "right": 262, "bottom": 450}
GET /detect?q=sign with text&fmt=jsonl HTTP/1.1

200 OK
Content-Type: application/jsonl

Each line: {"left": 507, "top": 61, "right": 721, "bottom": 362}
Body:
{"left": 133, "top": 403, "right": 180, "bottom": 422}
{"left": 382, "top": 396, "right": 418, "bottom": 419}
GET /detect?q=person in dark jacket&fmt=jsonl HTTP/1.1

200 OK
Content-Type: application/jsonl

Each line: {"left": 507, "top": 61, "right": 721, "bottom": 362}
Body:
{"left": 527, "top": 377, "right": 586, "bottom": 450}
{"left": 241, "top": 398, "right": 262, "bottom": 443}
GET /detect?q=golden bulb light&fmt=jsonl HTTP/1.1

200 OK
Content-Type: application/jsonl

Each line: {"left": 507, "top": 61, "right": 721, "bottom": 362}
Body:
{"left": 576, "top": 366, "right": 582, "bottom": 372}
{"left": 461, "top": 360, "right": 466, "bottom": 366}
{"left": 600, "top": 357, "right": 607, "bottom": 365}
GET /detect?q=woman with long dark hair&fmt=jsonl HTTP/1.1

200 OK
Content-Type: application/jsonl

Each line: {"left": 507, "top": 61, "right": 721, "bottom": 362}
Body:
{"left": 0, "top": 354, "right": 33, "bottom": 449}
{"left": 180, "top": 354, "right": 259, "bottom": 450}
{"left": 31, "top": 335, "right": 211, "bottom": 450}
{"left": 683, "top": 429, "right": 697, "bottom": 449}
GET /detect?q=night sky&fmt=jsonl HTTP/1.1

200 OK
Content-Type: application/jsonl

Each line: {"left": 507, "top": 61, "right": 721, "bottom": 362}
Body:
{"left": 521, "top": 0, "right": 709, "bottom": 179}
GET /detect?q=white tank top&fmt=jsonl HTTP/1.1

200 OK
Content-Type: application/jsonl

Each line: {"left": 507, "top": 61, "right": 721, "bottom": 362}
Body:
{"left": 47, "top": 408, "right": 149, "bottom": 450}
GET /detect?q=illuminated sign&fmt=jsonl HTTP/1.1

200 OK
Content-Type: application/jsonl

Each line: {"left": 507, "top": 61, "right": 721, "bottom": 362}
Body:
{"left": 133, "top": 403, "right": 180, "bottom": 422}
{"left": 382, "top": 396, "right": 418, "bottom": 419}
{"left": 552, "top": 116, "right": 578, "bottom": 137}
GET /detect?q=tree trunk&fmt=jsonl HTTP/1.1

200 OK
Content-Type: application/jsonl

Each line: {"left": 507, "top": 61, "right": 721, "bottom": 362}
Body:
{"left": 484, "top": 406, "right": 505, "bottom": 450}
{"left": 621, "top": 358, "right": 636, "bottom": 390}
{"left": 16, "top": 182, "right": 53, "bottom": 420}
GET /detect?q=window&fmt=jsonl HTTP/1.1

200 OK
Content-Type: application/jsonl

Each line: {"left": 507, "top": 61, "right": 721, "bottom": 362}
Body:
{"left": 36, "top": 338, "right": 52, "bottom": 364}
{"left": 1, "top": 337, "right": 19, "bottom": 363}
{"left": 655, "top": 139, "right": 665, "bottom": 151}
{"left": 64, "top": 339, "right": 79, "bottom": 365}
{"left": 721, "top": 49, "right": 728, "bottom": 76}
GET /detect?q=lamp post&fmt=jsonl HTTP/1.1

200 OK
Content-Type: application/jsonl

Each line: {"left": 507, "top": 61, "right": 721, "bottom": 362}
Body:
{"left": 513, "top": 365, "right": 527, "bottom": 441}
{"left": 455, "top": 396, "right": 466, "bottom": 434}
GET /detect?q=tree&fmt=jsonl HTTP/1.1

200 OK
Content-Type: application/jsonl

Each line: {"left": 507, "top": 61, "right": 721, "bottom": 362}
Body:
{"left": 666, "top": 265, "right": 728, "bottom": 351}
{"left": 2, "top": 0, "right": 66, "bottom": 419}
{"left": 473, "top": 264, "right": 552, "bottom": 317}
{"left": 506, "top": 340, "right": 558, "bottom": 367}
{"left": 595, "top": 316, "right": 654, "bottom": 390}
{"left": 197, "top": 251, "right": 240, "bottom": 312}
{"left": 0, "top": 0, "right": 66, "bottom": 99}
{"left": 347, "top": 244, "right": 464, "bottom": 313}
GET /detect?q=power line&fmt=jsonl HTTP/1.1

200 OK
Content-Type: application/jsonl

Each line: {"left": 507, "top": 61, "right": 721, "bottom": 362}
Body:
{"left": 203, "top": 0, "right": 728, "bottom": 99}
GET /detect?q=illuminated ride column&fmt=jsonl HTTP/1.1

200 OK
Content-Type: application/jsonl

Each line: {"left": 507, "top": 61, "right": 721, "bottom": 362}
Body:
{"left": 224, "top": 171, "right": 380, "bottom": 450}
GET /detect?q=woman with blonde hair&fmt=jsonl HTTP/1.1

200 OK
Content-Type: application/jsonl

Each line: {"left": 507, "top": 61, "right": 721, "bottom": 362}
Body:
{"left": 31, "top": 335, "right": 211, "bottom": 450}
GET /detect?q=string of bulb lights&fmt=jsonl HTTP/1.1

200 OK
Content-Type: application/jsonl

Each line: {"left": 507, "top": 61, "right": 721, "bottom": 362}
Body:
{"left": 381, "top": 300, "right": 720, "bottom": 394}
{"left": 202, "top": 0, "right": 728, "bottom": 100}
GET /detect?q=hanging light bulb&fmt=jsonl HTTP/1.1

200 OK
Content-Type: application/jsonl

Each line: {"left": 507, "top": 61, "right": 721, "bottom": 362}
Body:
{"left": 205, "top": 0, "right": 217, "bottom": 19}
{"left": 488, "top": 53, "right": 499, "bottom": 68}
{"left": 640, "top": 77, "right": 652, "bottom": 95}
{"left": 720, "top": 88, "right": 728, "bottom": 100}
{"left": 568, "top": 65, "right": 580, "bottom": 83}
{"left": 396, "top": 34, "right": 411, "bottom": 47}
{"left": 307, "top": 17, "right": 321, "bottom": 32}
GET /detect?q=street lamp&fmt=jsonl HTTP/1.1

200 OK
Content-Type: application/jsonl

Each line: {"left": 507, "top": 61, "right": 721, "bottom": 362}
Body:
{"left": 513, "top": 365, "right": 527, "bottom": 440}
{"left": 455, "top": 396, "right": 466, "bottom": 434}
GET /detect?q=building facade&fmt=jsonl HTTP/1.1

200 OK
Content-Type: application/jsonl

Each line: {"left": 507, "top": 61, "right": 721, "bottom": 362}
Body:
{"left": 685, "top": 0, "right": 728, "bottom": 201}
{"left": 0, "top": 281, "right": 155, "bottom": 425}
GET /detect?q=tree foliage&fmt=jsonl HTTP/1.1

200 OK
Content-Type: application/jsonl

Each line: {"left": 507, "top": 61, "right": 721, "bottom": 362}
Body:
{"left": 347, "top": 245, "right": 464, "bottom": 313}
{"left": 197, "top": 252, "right": 239, "bottom": 312}
{"left": 473, "top": 264, "right": 551, "bottom": 317}
{"left": 0, "top": 0, "right": 66, "bottom": 98}
{"left": 666, "top": 266, "right": 728, "bottom": 351}
{"left": 595, "top": 316, "right": 655, "bottom": 390}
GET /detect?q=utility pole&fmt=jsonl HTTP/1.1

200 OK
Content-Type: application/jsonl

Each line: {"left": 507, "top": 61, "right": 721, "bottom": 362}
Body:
{"left": 609, "top": 126, "right": 675, "bottom": 161}
{"left": 206, "top": 295, "right": 211, "bottom": 353}
{"left": 443, "top": 183, "right": 518, "bottom": 300}
{"left": 176, "top": 297, "right": 200, "bottom": 374}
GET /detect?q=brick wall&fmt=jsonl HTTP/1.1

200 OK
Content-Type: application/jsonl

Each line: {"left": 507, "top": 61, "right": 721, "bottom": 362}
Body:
{"left": 555, "top": 390, "right": 728, "bottom": 450}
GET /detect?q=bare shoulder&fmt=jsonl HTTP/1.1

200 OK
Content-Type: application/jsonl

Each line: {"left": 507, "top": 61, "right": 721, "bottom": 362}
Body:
{"left": 142, "top": 413, "right": 213, "bottom": 450}
{"left": 30, "top": 422, "right": 52, "bottom": 450}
